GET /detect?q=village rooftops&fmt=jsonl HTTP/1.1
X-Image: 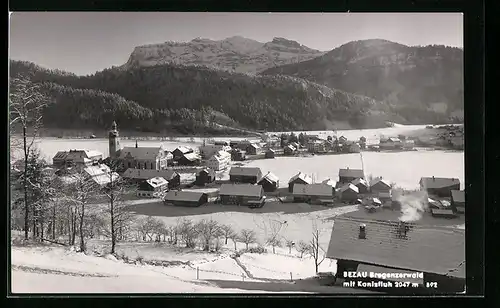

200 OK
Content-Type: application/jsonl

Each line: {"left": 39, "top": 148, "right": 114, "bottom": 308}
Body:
{"left": 197, "top": 168, "right": 216, "bottom": 176}
{"left": 420, "top": 177, "right": 461, "bottom": 189}
{"left": 370, "top": 178, "right": 391, "bottom": 188}
{"left": 288, "top": 172, "right": 313, "bottom": 184}
{"left": 338, "top": 183, "right": 360, "bottom": 193}
{"left": 53, "top": 149, "right": 103, "bottom": 160}
{"left": 175, "top": 146, "right": 193, "bottom": 154}
{"left": 182, "top": 152, "right": 201, "bottom": 161}
{"left": 229, "top": 167, "right": 262, "bottom": 177}
{"left": 83, "top": 164, "right": 111, "bottom": 177}
{"left": 122, "top": 168, "right": 179, "bottom": 180}
{"left": 352, "top": 178, "right": 369, "bottom": 187}
{"left": 293, "top": 183, "right": 333, "bottom": 197}
{"left": 145, "top": 177, "right": 169, "bottom": 188}
{"left": 258, "top": 172, "right": 279, "bottom": 184}
{"left": 118, "top": 146, "right": 164, "bottom": 160}
{"left": 339, "top": 168, "right": 364, "bottom": 179}
{"left": 322, "top": 178, "right": 337, "bottom": 187}
{"left": 451, "top": 190, "right": 465, "bottom": 203}
{"left": 219, "top": 184, "right": 263, "bottom": 198}
{"left": 326, "top": 217, "right": 465, "bottom": 278}
{"left": 164, "top": 190, "right": 206, "bottom": 202}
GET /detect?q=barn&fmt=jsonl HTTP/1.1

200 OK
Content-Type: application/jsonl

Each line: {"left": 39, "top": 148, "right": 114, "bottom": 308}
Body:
{"left": 370, "top": 178, "right": 392, "bottom": 193}
{"left": 288, "top": 172, "right": 313, "bottom": 193}
{"left": 163, "top": 191, "right": 208, "bottom": 207}
{"left": 419, "top": 177, "right": 461, "bottom": 197}
{"left": 337, "top": 183, "right": 359, "bottom": 203}
{"left": 195, "top": 168, "right": 216, "bottom": 186}
{"left": 352, "top": 178, "right": 369, "bottom": 194}
{"left": 257, "top": 172, "right": 279, "bottom": 192}
{"left": 338, "top": 168, "right": 364, "bottom": 184}
{"left": 219, "top": 184, "right": 265, "bottom": 207}
{"left": 229, "top": 167, "right": 262, "bottom": 184}
{"left": 292, "top": 183, "right": 334, "bottom": 204}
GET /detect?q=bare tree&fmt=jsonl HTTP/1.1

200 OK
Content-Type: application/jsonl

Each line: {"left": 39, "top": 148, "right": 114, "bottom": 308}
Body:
{"left": 101, "top": 165, "right": 135, "bottom": 253}
{"left": 220, "top": 224, "right": 236, "bottom": 245}
{"left": 267, "top": 237, "right": 282, "bottom": 254}
{"left": 196, "top": 219, "right": 222, "bottom": 251}
{"left": 177, "top": 218, "right": 198, "bottom": 248}
{"left": 62, "top": 170, "right": 99, "bottom": 252}
{"left": 10, "top": 76, "right": 48, "bottom": 240}
{"left": 229, "top": 231, "right": 239, "bottom": 251}
{"left": 308, "top": 222, "right": 327, "bottom": 274}
{"left": 296, "top": 241, "right": 310, "bottom": 258}
{"left": 285, "top": 239, "right": 295, "bottom": 254}
{"left": 239, "top": 229, "right": 257, "bottom": 250}
{"left": 137, "top": 216, "right": 162, "bottom": 242}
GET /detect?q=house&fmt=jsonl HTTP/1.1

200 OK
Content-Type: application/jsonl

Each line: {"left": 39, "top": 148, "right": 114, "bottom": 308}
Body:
{"left": 370, "top": 178, "right": 392, "bottom": 193}
{"left": 338, "top": 136, "right": 348, "bottom": 145}
{"left": 206, "top": 151, "right": 231, "bottom": 171}
{"left": 419, "top": 177, "right": 461, "bottom": 197}
{"left": 402, "top": 140, "right": 415, "bottom": 150}
{"left": 307, "top": 141, "right": 326, "bottom": 153}
{"left": 326, "top": 217, "right": 465, "bottom": 293}
{"left": 229, "top": 167, "right": 262, "bottom": 184}
{"left": 284, "top": 145, "right": 296, "bottom": 156}
{"left": 338, "top": 168, "right": 364, "bottom": 184}
{"left": 352, "top": 178, "right": 369, "bottom": 194}
{"left": 53, "top": 149, "right": 103, "bottom": 169}
{"left": 163, "top": 191, "right": 208, "bottom": 207}
{"left": 195, "top": 168, "right": 216, "bottom": 186}
{"left": 337, "top": 183, "right": 359, "bottom": 203}
{"left": 231, "top": 149, "right": 246, "bottom": 161}
{"left": 265, "top": 148, "right": 276, "bottom": 159}
{"left": 219, "top": 184, "right": 265, "bottom": 207}
{"left": 137, "top": 177, "right": 169, "bottom": 198}
{"left": 257, "top": 172, "right": 280, "bottom": 192}
{"left": 83, "top": 164, "right": 120, "bottom": 187}
{"left": 293, "top": 183, "right": 334, "bottom": 204}
{"left": 172, "top": 146, "right": 194, "bottom": 161}
{"left": 122, "top": 168, "right": 180, "bottom": 189}
{"left": 177, "top": 152, "right": 201, "bottom": 166}
{"left": 288, "top": 172, "right": 313, "bottom": 193}
{"left": 246, "top": 143, "right": 261, "bottom": 155}
{"left": 451, "top": 190, "right": 465, "bottom": 214}
{"left": 322, "top": 178, "right": 337, "bottom": 189}
{"left": 164, "top": 151, "right": 174, "bottom": 166}
{"left": 380, "top": 137, "right": 403, "bottom": 150}
{"left": 199, "top": 143, "right": 231, "bottom": 159}
{"left": 115, "top": 142, "right": 169, "bottom": 171}
{"left": 346, "top": 142, "right": 361, "bottom": 153}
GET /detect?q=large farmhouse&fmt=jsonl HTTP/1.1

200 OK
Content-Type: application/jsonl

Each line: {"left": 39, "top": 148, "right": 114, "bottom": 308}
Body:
{"left": 288, "top": 172, "right": 312, "bottom": 193}
{"left": 326, "top": 217, "right": 465, "bottom": 293}
{"left": 122, "top": 168, "right": 180, "bottom": 189}
{"left": 338, "top": 168, "right": 364, "bottom": 184}
{"left": 53, "top": 149, "right": 103, "bottom": 169}
{"left": 292, "top": 183, "right": 334, "bottom": 204}
{"left": 164, "top": 191, "right": 208, "bottom": 207}
{"left": 419, "top": 177, "right": 461, "bottom": 197}
{"left": 229, "top": 167, "right": 262, "bottom": 184}
{"left": 219, "top": 184, "right": 265, "bottom": 207}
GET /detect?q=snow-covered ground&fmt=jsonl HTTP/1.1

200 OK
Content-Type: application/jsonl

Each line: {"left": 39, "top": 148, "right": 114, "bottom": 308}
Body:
{"left": 10, "top": 241, "right": 360, "bottom": 294}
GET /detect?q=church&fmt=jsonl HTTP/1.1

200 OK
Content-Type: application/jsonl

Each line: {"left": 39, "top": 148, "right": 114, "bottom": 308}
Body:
{"left": 108, "top": 121, "right": 170, "bottom": 171}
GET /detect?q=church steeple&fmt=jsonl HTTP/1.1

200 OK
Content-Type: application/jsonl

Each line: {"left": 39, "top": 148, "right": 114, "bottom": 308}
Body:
{"left": 109, "top": 120, "right": 120, "bottom": 159}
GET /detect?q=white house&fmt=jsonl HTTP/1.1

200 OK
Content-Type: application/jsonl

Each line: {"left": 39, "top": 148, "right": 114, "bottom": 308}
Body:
{"left": 206, "top": 150, "right": 231, "bottom": 171}
{"left": 199, "top": 144, "right": 232, "bottom": 159}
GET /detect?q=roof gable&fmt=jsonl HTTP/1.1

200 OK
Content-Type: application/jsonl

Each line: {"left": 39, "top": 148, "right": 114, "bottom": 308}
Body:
{"left": 288, "top": 172, "right": 313, "bottom": 184}
{"left": 352, "top": 178, "right": 368, "bottom": 187}
{"left": 258, "top": 172, "right": 279, "bottom": 184}
{"left": 339, "top": 168, "right": 364, "bottom": 179}
{"left": 326, "top": 217, "right": 465, "bottom": 278}
{"left": 293, "top": 183, "right": 333, "bottom": 197}
{"left": 229, "top": 167, "right": 262, "bottom": 177}
{"left": 370, "top": 178, "right": 391, "bottom": 189}
{"left": 219, "top": 184, "right": 263, "bottom": 197}
{"left": 145, "top": 177, "right": 169, "bottom": 188}
{"left": 122, "top": 168, "right": 179, "bottom": 180}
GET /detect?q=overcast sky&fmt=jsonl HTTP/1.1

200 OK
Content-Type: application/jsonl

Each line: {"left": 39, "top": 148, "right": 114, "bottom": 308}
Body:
{"left": 9, "top": 12, "right": 463, "bottom": 76}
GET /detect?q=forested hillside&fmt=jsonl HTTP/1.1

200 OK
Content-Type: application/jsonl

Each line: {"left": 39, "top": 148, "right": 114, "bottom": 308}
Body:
{"left": 10, "top": 59, "right": 456, "bottom": 135}
{"left": 261, "top": 39, "right": 464, "bottom": 118}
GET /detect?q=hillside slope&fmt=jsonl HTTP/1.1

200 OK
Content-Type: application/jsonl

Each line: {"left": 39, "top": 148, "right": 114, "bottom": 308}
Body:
{"left": 261, "top": 39, "right": 464, "bottom": 117}
{"left": 11, "top": 60, "right": 409, "bottom": 133}
{"left": 124, "top": 36, "right": 325, "bottom": 73}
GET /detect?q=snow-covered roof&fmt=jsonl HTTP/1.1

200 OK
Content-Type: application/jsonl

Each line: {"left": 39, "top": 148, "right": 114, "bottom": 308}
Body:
{"left": 182, "top": 152, "right": 201, "bottom": 161}
{"left": 322, "top": 178, "right": 337, "bottom": 187}
{"left": 219, "top": 184, "right": 263, "bottom": 198}
{"left": 145, "top": 177, "right": 169, "bottom": 188}
{"left": 288, "top": 172, "right": 312, "bottom": 184}
{"left": 338, "top": 183, "right": 359, "bottom": 193}
{"left": 293, "top": 183, "right": 333, "bottom": 197}
{"left": 258, "top": 172, "right": 279, "bottom": 184}
{"left": 83, "top": 164, "right": 111, "bottom": 177}
{"left": 370, "top": 178, "right": 391, "bottom": 188}
{"left": 352, "top": 178, "right": 368, "bottom": 187}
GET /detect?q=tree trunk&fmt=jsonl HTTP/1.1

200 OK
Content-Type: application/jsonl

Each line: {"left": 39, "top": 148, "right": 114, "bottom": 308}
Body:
{"left": 234, "top": 240, "right": 237, "bottom": 251}
{"left": 71, "top": 211, "right": 76, "bottom": 246}
{"left": 52, "top": 206, "right": 56, "bottom": 240}
{"left": 79, "top": 203, "right": 86, "bottom": 252}
{"left": 23, "top": 126, "right": 29, "bottom": 240}
{"left": 110, "top": 194, "right": 116, "bottom": 254}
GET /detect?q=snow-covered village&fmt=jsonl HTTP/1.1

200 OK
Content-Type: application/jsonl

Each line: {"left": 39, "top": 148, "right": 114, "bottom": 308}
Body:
{"left": 9, "top": 12, "right": 465, "bottom": 294}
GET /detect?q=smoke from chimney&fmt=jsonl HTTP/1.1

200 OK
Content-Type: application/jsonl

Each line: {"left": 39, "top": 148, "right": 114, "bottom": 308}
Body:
{"left": 395, "top": 190, "right": 429, "bottom": 222}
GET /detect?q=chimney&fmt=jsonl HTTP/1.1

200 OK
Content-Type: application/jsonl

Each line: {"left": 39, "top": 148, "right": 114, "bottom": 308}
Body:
{"left": 358, "top": 224, "right": 366, "bottom": 239}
